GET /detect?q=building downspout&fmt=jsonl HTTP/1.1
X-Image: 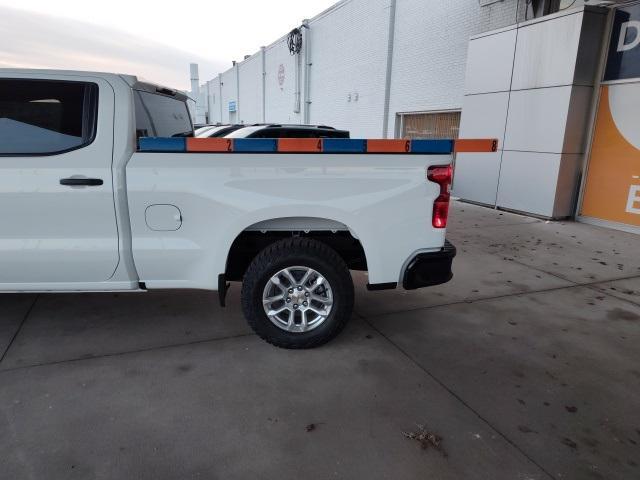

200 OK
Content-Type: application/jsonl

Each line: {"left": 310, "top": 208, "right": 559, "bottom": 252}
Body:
{"left": 294, "top": 43, "right": 302, "bottom": 115}
{"left": 382, "top": 0, "right": 397, "bottom": 138}
{"left": 261, "top": 46, "right": 267, "bottom": 123}
{"left": 236, "top": 63, "right": 241, "bottom": 121}
{"left": 303, "top": 19, "right": 311, "bottom": 124}
{"left": 205, "top": 81, "right": 211, "bottom": 123}
{"left": 218, "top": 73, "right": 223, "bottom": 123}
{"left": 189, "top": 63, "right": 200, "bottom": 123}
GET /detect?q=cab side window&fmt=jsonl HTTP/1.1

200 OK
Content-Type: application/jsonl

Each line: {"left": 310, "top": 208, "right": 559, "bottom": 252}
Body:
{"left": 0, "top": 79, "right": 98, "bottom": 155}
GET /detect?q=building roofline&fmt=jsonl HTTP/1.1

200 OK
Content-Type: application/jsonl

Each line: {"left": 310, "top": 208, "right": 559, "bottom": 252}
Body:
{"left": 211, "top": 0, "right": 352, "bottom": 78}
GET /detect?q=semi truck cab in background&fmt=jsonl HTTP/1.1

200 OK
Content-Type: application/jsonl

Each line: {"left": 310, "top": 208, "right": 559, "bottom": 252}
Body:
{"left": 0, "top": 69, "right": 493, "bottom": 348}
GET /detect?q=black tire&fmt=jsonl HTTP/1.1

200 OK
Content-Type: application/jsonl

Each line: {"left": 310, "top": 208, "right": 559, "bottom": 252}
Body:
{"left": 241, "top": 237, "right": 354, "bottom": 349}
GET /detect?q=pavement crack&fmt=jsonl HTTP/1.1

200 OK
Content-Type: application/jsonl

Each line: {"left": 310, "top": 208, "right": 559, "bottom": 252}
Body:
{"left": 0, "top": 294, "right": 39, "bottom": 366}
{"left": 584, "top": 284, "right": 640, "bottom": 309}
{"left": 357, "top": 273, "right": 640, "bottom": 319}
{"left": 506, "top": 257, "right": 579, "bottom": 285}
{"left": 362, "top": 316, "right": 557, "bottom": 480}
{"left": 452, "top": 220, "right": 542, "bottom": 231}
{"left": 483, "top": 248, "right": 640, "bottom": 290}
{"left": 0, "top": 331, "right": 256, "bottom": 374}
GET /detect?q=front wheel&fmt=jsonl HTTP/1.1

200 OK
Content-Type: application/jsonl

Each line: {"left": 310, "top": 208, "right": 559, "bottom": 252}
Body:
{"left": 241, "top": 238, "right": 354, "bottom": 349}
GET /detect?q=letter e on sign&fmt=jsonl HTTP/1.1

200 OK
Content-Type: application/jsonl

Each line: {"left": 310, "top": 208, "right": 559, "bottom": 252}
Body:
{"left": 626, "top": 185, "right": 640, "bottom": 214}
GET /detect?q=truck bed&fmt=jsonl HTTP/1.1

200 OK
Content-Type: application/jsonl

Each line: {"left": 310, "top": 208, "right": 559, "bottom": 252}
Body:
{"left": 126, "top": 138, "right": 457, "bottom": 290}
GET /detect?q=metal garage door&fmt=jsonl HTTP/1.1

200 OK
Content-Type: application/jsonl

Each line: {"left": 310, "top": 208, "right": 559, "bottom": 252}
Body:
{"left": 398, "top": 111, "right": 460, "bottom": 139}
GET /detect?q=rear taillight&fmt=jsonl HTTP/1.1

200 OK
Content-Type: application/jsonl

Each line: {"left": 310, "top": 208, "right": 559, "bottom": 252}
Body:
{"left": 427, "top": 164, "right": 453, "bottom": 228}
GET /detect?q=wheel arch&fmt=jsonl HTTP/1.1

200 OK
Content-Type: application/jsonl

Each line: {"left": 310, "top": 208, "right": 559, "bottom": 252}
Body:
{"left": 223, "top": 215, "right": 369, "bottom": 282}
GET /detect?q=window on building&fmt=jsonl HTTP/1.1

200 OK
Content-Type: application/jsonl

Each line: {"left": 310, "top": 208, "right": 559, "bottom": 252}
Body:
{"left": 0, "top": 79, "right": 98, "bottom": 155}
{"left": 399, "top": 111, "right": 461, "bottom": 140}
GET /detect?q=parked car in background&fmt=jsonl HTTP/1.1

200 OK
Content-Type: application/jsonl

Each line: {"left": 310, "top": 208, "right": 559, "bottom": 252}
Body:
{"left": 226, "top": 124, "right": 350, "bottom": 139}
{"left": 194, "top": 125, "right": 214, "bottom": 135}
{"left": 195, "top": 124, "right": 244, "bottom": 138}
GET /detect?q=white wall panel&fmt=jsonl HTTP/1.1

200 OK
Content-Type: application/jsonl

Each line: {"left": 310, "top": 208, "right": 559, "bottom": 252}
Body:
{"left": 497, "top": 151, "right": 582, "bottom": 218}
{"left": 511, "top": 11, "right": 583, "bottom": 90}
{"left": 504, "top": 85, "right": 593, "bottom": 155}
{"left": 496, "top": 151, "right": 562, "bottom": 217}
{"left": 458, "top": 92, "right": 510, "bottom": 145}
{"left": 238, "top": 54, "right": 263, "bottom": 124}
{"left": 503, "top": 86, "right": 573, "bottom": 153}
{"left": 452, "top": 152, "right": 502, "bottom": 205}
{"left": 464, "top": 28, "right": 517, "bottom": 95}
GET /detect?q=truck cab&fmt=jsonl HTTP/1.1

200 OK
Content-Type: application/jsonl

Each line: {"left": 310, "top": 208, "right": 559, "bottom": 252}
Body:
{"left": 0, "top": 70, "right": 191, "bottom": 290}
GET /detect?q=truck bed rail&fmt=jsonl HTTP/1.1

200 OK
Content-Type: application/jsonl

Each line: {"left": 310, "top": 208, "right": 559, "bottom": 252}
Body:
{"left": 138, "top": 137, "right": 498, "bottom": 154}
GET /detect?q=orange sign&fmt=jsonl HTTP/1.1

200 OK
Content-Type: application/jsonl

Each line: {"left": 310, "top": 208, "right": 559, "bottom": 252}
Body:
{"left": 581, "top": 85, "right": 640, "bottom": 227}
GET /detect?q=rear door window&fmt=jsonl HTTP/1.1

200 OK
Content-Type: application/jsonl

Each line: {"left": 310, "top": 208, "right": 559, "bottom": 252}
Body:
{"left": 0, "top": 79, "right": 98, "bottom": 155}
{"left": 134, "top": 90, "right": 192, "bottom": 138}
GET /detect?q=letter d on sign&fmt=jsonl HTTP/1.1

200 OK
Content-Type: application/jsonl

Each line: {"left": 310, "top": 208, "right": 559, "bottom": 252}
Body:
{"left": 617, "top": 21, "right": 640, "bottom": 52}
{"left": 626, "top": 185, "right": 640, "bottom": 214}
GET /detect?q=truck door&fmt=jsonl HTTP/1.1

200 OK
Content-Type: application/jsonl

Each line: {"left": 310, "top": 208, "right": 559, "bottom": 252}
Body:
{"left": 0, "top": 75, "right": 119, "bottom": 286}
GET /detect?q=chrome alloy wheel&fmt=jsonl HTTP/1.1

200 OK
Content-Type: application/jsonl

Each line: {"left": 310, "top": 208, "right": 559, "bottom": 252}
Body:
{"left": 262, "top": 266, "right": 334, "bottom": 333}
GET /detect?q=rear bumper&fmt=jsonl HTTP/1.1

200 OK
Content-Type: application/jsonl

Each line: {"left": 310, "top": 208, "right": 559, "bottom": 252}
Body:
{"left": 402, "top": 240, "right": 456, "bottom": 290}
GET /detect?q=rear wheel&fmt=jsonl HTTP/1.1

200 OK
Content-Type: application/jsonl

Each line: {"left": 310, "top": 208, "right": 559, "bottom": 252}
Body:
{"left": 241, "top": 238, "right": 354, "bottom": 349}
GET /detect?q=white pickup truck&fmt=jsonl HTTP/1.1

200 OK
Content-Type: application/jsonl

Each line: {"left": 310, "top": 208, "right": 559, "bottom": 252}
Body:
{"left": 0, "top": 69, "right": 488, "bottom": 348}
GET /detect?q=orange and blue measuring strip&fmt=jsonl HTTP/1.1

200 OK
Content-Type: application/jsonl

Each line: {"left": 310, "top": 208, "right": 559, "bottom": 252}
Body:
{"left": 138, "top": 137, "right": 498, "bottom": 154}
{"left": 454, "top": 138, "right": 498, "bottom": 153}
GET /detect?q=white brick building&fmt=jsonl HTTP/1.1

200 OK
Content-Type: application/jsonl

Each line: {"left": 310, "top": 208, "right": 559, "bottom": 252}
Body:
{"left": 197, "top": 0, "right": 540, "bottom": 137}
{"left": 190, "top": 0, "right": 640, "bottom": 234}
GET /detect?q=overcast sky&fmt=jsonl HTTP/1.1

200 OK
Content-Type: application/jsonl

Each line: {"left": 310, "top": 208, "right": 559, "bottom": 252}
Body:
{"left": 0, "top": 0, "right": 337, "bottom": 90}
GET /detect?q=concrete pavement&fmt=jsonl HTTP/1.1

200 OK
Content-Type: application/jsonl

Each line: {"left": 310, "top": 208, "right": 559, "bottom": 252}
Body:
{"left": 1, "top": 201, "right": 639, "bottom": 479}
